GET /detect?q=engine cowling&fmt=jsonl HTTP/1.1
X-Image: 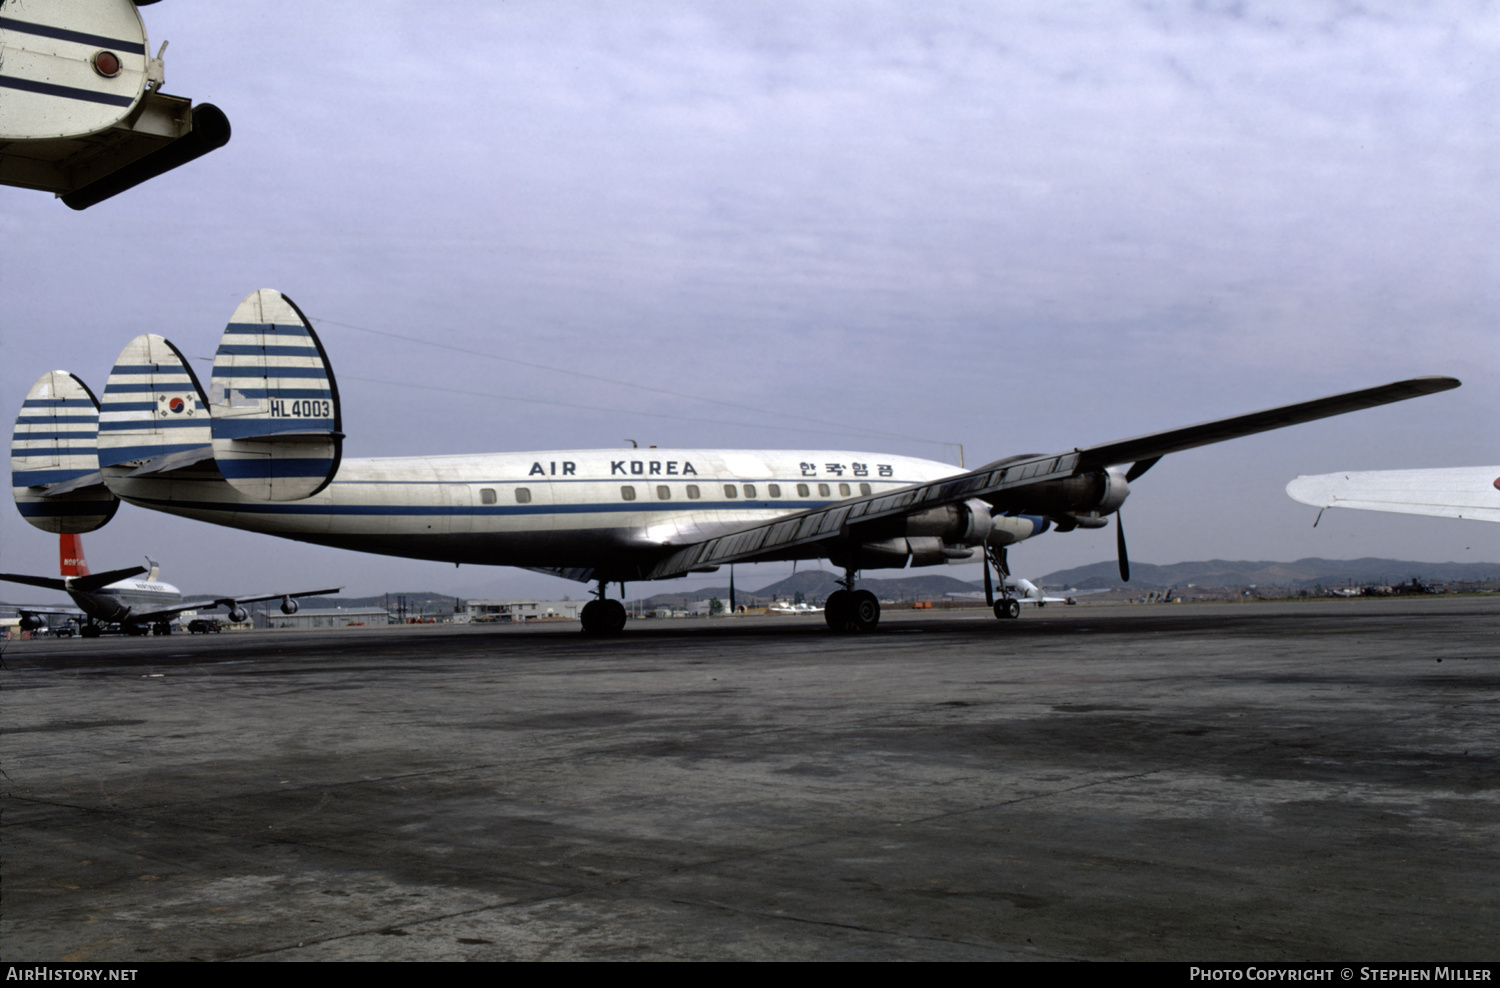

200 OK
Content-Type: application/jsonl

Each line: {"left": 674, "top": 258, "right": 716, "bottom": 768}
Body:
{"left": 20, "top": 613, "right": 46, "bottom": 631}
{"left": 228, "top": 605, "right": 248, "bottom": 624}
{"left": 280, "top": 596, "right": 299, "bottom": 615}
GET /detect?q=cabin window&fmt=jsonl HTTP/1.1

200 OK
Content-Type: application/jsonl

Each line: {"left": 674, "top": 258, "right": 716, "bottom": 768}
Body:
{"left": 724, "top": 484, "right": 737, "bottom": 498}
{"left": 839, "top": 483, "right": 851, "bottom": 497}
{"left": 818, "top": 483, "right": 831, "bottom": 497}
{"left": 743, "top": 484, "right": 756, "bottom": 498}
{"left": 657, "top": 485, "right": 671, "bottom": 500}
{"left": 480, "top": 488, "right": 497, "bottom": 505}
{"left": 514, "top": 488, "right": 531, "bottom": 504}
{"left": 687, "top": 485, "right": 700, "bottom": 499}
{"left": 859, "top": 483, "right": 871, "bottom": 495}
{"left": 768, "top": 484, "right": 781, "bottom": 498}
{"left": 621, "top": 486, "right": 636, "bottom": 501}
{"left": 797, "top": 483, "right": 810, "bottom": 497}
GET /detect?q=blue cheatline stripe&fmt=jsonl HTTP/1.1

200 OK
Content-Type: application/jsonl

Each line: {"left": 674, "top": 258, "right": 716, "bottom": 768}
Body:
{"left": 212, "top": 418, "right": 334, "bottom": 439}
{"left": 0, "top": 74, "right": 135, "bottom": 107}
{"left": 11, "top": 467, "right": 96, "bottom": 486}
{"left": 222, "top": 322, "right": 312, "bottom": 339}
{"left": 9, "top": 430, "right": 96, "bottom": 441}
{"left": 217, "top": 458, "right": 337, "bottom": 480}
{"left": 214, "top": 344, "right": 322, "bottom": 357}
{"left": 16, "top": 501, "right": 113, "bottom": 518}
{"left": 210, "top": 366, "right": 330, "bottom": 379}
{"left": 208, "top": 388, "right": 332, "bottom": 400}
{"left": 121, "top": 493, "right": 830, "bottom": 518}
{"left": 0, "top": 16, "right": 148, "bottom": 54}
{"left": 21, "top": 397, "right": 97, "bottom": 408}
{"left": 11, "top": 446, "right": 97, "bottom": 458}
{"left": 99, "top": 419, "right": 206, "bottom": 432}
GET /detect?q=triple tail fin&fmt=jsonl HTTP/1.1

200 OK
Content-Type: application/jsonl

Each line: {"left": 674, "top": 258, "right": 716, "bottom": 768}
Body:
{"left": 208, "top": 289, "right": 342, "bottom": 501}
{"left": 10, "top": 371, "right": 120, "bottom": 533}
{"left": 98, "top": 334, "right": 214, "bottom": 475}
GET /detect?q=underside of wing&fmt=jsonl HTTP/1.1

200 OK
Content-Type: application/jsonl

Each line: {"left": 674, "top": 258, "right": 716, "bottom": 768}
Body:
{"left": 1287, "top": 467, "right": 1500, "bottom": 523}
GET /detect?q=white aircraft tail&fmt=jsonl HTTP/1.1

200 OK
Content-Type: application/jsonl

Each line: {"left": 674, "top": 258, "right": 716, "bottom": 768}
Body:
{"left": 207, "top": 290, "right": 342, "bottom": 501}
{"left": 10, "top": 370, "right": 120, "bottom": 533}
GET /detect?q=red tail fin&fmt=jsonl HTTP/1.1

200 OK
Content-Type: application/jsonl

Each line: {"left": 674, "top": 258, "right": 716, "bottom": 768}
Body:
{"left": 59, "top": 534, "right": 90, "bottom": 577}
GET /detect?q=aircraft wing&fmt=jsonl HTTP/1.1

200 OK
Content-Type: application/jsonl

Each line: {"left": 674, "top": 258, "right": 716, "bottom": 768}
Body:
{"left": 1287, "top": 467, "right": 1500, "bottom": 523}
{"left": 129, "top": 587, "right": 344, "bottom": 623}
{"left": 643, "top": 376, "right": 1460, "bottom": 580}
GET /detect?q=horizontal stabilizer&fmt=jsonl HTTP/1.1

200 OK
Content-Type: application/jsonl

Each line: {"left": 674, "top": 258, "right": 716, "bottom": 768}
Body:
{"left": 209, "top": 290, "right": 342, "bottom": 501}
{"left": 10, "top": 371, "right": 119, "bottom": 533}
{"left": 70, "top": 566, "right": 148, "bottom": 592}
{"left": 99, "top": 335, "right": 213, "bottom": 474}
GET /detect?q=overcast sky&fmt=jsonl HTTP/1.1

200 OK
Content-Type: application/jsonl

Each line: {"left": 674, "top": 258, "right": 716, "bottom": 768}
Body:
{"left": 3, "top": 2, "right": 1497, "bottom": 602}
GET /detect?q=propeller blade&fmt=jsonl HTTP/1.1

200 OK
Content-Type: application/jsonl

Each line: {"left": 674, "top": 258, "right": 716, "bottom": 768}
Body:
{"left": 983, "top": 555, "right": 994, "bottom": 607}
{"left": 1116, "top": 511, "right": 1131, "bottom": 583}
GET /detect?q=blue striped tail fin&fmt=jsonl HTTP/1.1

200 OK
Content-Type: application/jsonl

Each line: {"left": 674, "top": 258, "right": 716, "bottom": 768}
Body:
{"left": 98, "top": 334, "right": 214, "bottom": 473}
{"left": 209, "top": 289, "right": 342, "bottom": 501}
{"left": 10, "top": 371, "right": 120, "bottom": 533}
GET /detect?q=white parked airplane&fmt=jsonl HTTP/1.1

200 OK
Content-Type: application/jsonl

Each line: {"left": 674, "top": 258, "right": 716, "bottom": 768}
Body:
{"left": 1287, "top": 467, "right": 1500, "bottom": 524}
{"left": 0, "top": 533, "right": 339, "bottom": 637}
{"left": 10, "top": 290, "right": 1460, "bottom": 636}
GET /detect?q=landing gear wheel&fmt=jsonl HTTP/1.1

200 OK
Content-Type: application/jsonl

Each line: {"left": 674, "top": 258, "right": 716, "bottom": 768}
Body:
{"left": 580, "top": 598, "right": 628, "bottom": 636}
{"left": 994, "top": 598, "right": 1021, "bottom": 620}
{"left": 824, "top": 590, "right": 850, "bottom": 631}
{"left": 81, "top": 625, "right": 101, "bottom": 639}
{"left": 848, "top": 589, "right": 880, "bottom": 632}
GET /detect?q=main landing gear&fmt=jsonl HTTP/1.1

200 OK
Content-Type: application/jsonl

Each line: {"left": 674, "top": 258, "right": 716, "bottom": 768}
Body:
{"left": 825, "top": 568, "right": 880, "bottom": 633}
{"left": 984, "top": 544, "right": 1022, "bottom": 621}
{"left": 579, "top": 580, "right": 627, "bottom": 637}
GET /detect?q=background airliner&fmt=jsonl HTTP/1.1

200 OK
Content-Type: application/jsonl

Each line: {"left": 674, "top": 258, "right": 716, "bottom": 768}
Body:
{"left": 0, "top": 533, "right": 339, "bottom": 637}
{"left": 10, "top": 290, "right": 1459, "bottom": 635}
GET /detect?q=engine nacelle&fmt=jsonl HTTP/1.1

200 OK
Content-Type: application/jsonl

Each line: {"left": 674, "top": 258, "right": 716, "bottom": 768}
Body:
{"left": 19, "top": 613, "right": 46, "bottom": 631}
{"left": 228, "top": 605, "right": 248, "bottom": 624}
{"left": 882, "top": 498, "right": 993, "bottom": 544}
{"left": 989, "top": 514, "right": 1051, "bottom": 547}
{"left": 280, "top": 596, "right": 299, "bottom": 615}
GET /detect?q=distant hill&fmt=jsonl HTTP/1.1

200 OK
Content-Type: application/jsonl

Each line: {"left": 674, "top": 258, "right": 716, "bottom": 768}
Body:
{"left": 1037, "top": 557, "right": 1500, "bottom": 590}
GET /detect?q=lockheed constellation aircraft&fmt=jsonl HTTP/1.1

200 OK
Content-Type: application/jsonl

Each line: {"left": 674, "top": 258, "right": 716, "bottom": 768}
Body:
{"left": 0, "top": 533, "right": 339, "bottom": 637}
{"left": 1288, "top": 467, "right": 1500, "bottom": 525}
{"left": 10, "top": 290, "right": 1459, "bottom": 635}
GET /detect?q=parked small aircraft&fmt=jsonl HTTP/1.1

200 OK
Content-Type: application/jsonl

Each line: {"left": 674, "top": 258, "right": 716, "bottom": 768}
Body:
{"left": 0, "top": 533, "right": 339, "bottom": 637}
{"left": 10, "top": 290, "right": 1459, "bottom": 635}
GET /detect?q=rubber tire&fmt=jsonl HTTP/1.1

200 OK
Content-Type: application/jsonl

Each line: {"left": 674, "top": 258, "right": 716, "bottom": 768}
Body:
{"left": 848, "top": 589, "right": 880, "bottom": 632}
{"left": 824, "top": 590, "right": 850, "bottom": 631}
{"left": 994, "top": 598, "right": 1021, "bottom": 620}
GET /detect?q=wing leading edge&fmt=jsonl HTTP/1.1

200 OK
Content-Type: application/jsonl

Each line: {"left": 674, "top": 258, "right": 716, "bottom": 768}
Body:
{"left": 644, "top": 376, "right": 1461, "bottom": 580}
{"left": 1287, "top": 466, "right": 1500, "bottom": 523}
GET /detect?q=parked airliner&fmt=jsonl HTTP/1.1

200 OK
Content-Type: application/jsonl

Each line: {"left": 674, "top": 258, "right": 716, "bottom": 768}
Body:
{"left": 10, "top": 290, "right": 1459, "bottom": 635}
{"left": 0, "top": 533, "right": 339, "bottom": 637}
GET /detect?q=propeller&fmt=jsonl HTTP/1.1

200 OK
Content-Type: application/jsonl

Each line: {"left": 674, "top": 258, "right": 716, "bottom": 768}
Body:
{"left": 1116, "top": 510, "right": 1130, "bottom": 583}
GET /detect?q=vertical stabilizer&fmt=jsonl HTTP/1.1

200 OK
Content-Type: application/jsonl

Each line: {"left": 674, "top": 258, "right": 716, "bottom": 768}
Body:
{"left": 99, "top": 335, "right": 213, "bottom": 471}
{"left": 60, "top": 534, "right": 90, "bottom": 578}
{"left": 11, "top": 371, "right": 120, "bottom": 533}
{"left": 209, "top": 290, "right": 342, "bottom": 501}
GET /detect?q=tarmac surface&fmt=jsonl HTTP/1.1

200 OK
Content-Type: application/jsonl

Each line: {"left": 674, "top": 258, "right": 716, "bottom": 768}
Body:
{"left": 2, "top": 597, "right": 1496, "bottom": 961}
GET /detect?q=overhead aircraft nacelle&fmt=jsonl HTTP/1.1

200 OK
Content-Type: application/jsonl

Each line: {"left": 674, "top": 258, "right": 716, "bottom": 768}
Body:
{"left": 19, "top": 613, "right": 47, "bottom": 632}
{"left": 280, "top": 596, "right": 299, "bottom": 615}
{"left": 227, "top": 605, "right": 248, "bottom": 624}
{"left": 1005, "top": 467, "right": 1130, "bottom": 527}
